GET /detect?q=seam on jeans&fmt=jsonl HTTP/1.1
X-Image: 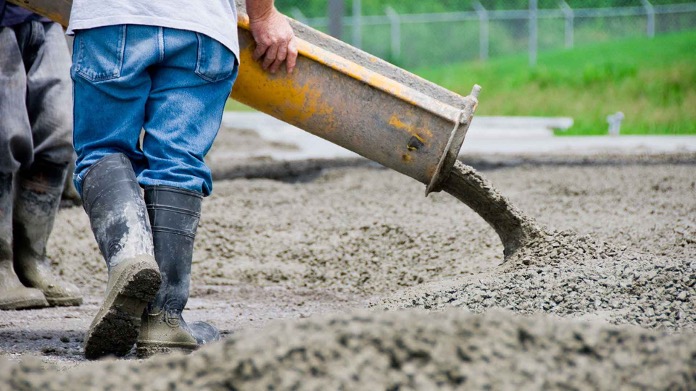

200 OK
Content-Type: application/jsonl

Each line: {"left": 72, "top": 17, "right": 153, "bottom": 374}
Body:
{"left": 74, "top": 26, "right": 126, "bottom": 82}
{"left": 194, "top": 33, "right": 207, "bottom": 81}
{"left": 158, "top": 27, "right": 164, "bottom": 62}
{"left": 118, "top": 25, "right": 126, "bottom": 75}
{"left": 194, "top": 33, "right": 234, "bottom": 83}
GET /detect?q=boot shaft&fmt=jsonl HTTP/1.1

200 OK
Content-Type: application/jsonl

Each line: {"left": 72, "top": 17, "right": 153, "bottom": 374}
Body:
{"left": 82, "top": 153, "right": 154, "bottom": 271}
{"left": 145, "top": 185, "right": 202, "bottom": 313}
{"left": 13, "top": 160, "right": 68, "bottom": 260}
{"left": 0, "top": 172, "right": 51, "bottom": 309}
{"left": 0, "top": 173, "right": 12, "bottom": 260}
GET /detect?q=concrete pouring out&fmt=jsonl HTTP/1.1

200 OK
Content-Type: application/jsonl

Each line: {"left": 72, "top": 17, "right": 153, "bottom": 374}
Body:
{"left": 441, "top": 161, "right": 544, "bottom": 258}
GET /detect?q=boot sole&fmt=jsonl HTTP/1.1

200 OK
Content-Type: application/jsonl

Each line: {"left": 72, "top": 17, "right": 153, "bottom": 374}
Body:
{"left": 84, "top": 258, "right": 161, "bottom": 360}
{"left": 136, "top": 341, "right": 198, "bottom": 358}
{"left": 0, "top": 296, "right": 49, "bottom": 310}
{"left": 46, "top": 296, "right": 84, "bottom": 307}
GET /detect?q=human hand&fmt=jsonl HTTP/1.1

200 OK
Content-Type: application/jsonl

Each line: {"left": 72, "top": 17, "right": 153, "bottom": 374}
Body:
{"left": 249, "top": 8, "right": 298, "bottom": 74}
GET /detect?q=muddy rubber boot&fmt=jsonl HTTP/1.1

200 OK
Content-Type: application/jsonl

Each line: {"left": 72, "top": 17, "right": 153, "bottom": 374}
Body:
{"left": 136, "top": 186, "right": 220, "bottom": 357}
{"left": 0, "top": 173, "right": 49, "bottom": 310}
{"left": 61, "top": 160, "right": 82, "bottom": 207}
{"left": 81, "top": 154, "right": 161, "bottom": 360}
{"left": 13, "top": 160, "right": 83, "bottom": 307}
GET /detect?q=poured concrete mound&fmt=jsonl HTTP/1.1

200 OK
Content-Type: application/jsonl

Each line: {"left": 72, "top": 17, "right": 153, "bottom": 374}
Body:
{"left": 379, "top": 230, "right": 696, "bottom": 332}
{"left": 2, "top": 309, "right": 694, "bottom": 390}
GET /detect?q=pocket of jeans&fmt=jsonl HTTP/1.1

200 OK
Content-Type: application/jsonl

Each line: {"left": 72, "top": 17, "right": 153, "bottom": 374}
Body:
{"left": 195, "top": 33, "right": 236, "bottom": 83}
{"left": 73, "top": 25, "right": 126, "bottom": 82}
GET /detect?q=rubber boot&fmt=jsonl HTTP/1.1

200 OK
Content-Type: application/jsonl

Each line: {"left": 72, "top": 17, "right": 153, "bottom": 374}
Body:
{"left": 0, "top": 173, "right": 49, "bottom": 310}
{"left": 61, "top": 160, "right": 82, "bottom": 207}
{"left": 136, "top": 186, "right": 220, "bottom": 357}
{"left": 13, "top": 160, "right": 82, "bottom": 306}
{"left": 81, "top": 153, "right": 161, "bottom": 359}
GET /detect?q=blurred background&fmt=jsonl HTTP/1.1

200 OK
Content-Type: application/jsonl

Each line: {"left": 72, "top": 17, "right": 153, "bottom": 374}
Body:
{"left": 230, "top": 0, "right": 696, "bottom": 135}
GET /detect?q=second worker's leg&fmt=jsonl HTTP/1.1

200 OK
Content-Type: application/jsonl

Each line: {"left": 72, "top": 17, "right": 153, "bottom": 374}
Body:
{"left": 0, "top": 173, "right": 48, "bottom": 310}
{"left": 13, "top": 160, "right": 82, "bottom": 306}
{"left": 12, "top": 21, "right": 83, "bottom": 306}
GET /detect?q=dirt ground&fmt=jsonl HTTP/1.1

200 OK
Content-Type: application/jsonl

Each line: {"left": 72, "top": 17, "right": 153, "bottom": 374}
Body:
{"left": 0, "top": 125, "right": 694, "bottom": 389}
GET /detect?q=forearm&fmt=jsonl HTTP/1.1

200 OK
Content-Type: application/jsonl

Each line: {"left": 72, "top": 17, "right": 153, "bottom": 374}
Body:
{"left": 245, "top": 0, "right": 275, "bottom": 22}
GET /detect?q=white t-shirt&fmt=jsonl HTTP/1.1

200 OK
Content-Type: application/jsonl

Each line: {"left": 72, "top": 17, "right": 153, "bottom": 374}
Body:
{"left": 66, "top": 0, "right": 239, "bottom": 58}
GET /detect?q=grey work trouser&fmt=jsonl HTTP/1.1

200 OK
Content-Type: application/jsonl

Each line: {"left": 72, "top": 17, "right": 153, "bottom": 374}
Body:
{"left": 0, "top": 21, "right": 73, "bottom": 174}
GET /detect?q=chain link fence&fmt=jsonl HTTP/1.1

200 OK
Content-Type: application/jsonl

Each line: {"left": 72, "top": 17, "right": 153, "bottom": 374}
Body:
{"left": 276, "top": 1, "right": 696, "bottom": 68}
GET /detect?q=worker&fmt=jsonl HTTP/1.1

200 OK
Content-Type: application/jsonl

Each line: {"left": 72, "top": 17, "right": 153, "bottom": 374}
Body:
{"left": 67, "top": 0, "right": 297, "bottom": 359}
{"left": 0, "top": 1, "right": 82, "bottom": 310}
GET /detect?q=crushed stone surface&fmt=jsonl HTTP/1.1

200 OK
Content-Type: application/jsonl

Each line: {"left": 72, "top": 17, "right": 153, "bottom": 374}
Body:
{"left": 0, "top": 143, "right": 693, "bottom": 388}
{"left": 1, "top": 309, "right": 694, "bottom": 391}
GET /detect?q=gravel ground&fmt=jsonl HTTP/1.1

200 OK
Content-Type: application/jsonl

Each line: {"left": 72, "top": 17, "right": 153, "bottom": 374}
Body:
{"left": 3, "top": 309, "right": 694, "bottom": 390}
{"left": 0, "top": 125, "right": 693, "bottom": 388}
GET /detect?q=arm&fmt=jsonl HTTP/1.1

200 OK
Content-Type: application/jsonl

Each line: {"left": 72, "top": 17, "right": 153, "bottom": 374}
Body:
{"left": 245, "top": 0, "right": 298, "bottom": 74}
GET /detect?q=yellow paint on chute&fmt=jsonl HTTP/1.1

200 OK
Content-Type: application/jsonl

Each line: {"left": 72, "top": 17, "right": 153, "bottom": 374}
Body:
{"left": 231, "top": 46, "right": 336, "bottom": 131}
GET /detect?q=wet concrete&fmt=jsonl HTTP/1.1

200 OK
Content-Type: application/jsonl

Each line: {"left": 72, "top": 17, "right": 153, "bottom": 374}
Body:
{"left": 441, "top": 161, "right": 543, "bottom": 258}
{"left": 0, "top": 147, "right": 693, "bottom": 390}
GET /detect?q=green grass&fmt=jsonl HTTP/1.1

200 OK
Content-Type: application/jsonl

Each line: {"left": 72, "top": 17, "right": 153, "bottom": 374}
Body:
{"left": 413, "top": 31, "right": 696, "bottom": 135}
{"left": 224, "top": 99, "right": 255, "bottom": 112}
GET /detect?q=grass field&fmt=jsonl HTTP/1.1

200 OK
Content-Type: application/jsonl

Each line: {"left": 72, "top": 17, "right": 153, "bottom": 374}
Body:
{"left": 226, "top": 30, "right": 696, "bottom": 135}
{"left": 415, "top": 30, "right": 696, "bottom": 135}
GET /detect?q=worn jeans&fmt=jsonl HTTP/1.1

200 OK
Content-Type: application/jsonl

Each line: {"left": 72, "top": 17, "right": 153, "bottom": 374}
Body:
{"left": 0, "top": 21, "right": 74, "bottom": 174}
{"left": 71, "top": 25, "right": 238, "bottom": 196}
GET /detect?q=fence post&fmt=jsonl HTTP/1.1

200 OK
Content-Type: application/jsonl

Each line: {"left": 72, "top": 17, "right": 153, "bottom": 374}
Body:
{"left": 640, "top": 0, "right": 655, "bottom": 38}
{"left": 529, "top": 0, "right": 538, "bottom": 67}
{"left": 328, "top": 0, "right": 344, "bottom": 39}
{"left": 473, "top": 1, "right": 489, "bottom": 61}
{"left": 559, "top": 0, "right": 574, "bottom": 49}
{"left": 352, "top": 0, "right": 362, "bottom": 48}
{"left": 385, "top": 6, "right": 401, "bottom": 61}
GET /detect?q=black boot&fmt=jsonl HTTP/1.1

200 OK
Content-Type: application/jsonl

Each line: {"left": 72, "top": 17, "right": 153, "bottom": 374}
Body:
{"left": 13, "top": 160, "right": 82, "bottom": 306}
{"left": 81, "top": 153, "right": 161, "bottom": 359}
{"left": 136, "top": 185, "right": 219, "bottom": 357}
{"left": 0, "top": 172, "right": 48, "bottom": 310}
{"left": 61, "top": 160, "right": 82, "bottom": 207}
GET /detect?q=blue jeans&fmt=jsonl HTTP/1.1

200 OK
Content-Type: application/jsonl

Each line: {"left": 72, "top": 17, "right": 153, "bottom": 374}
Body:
{"left": 71, "top": 25, "right": 238, "bottom": 196}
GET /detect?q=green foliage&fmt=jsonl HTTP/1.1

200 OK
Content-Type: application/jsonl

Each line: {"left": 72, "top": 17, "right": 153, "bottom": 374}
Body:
{"left": 413, "top": 31, "right": 696, "bottom": 134}
{"left": 276, "top": 0, "right": 696, "bottom": 18}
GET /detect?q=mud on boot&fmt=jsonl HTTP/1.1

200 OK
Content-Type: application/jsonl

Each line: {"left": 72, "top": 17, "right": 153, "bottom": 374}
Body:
{"left": 81, "top": 154, "right": 161, "bottom": 359}
{"left": 0, "top": 173, "right": 48, "bottom": 310}
{"left": 137, "top": 305, "right": 220, "bottom": 357}
{"left": 13, "top": 160, "right": 82, "bottom": 306}
{"left": 136, "top": 186, "right": 219, "bottom": 357}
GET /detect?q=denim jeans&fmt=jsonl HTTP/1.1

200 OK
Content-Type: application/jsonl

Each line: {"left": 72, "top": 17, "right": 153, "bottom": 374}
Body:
{"left": 0, "top": 21, "right": 74, "bottom": 174}
{"left": 71, "top": 25, "right": 238, "bottom": 196}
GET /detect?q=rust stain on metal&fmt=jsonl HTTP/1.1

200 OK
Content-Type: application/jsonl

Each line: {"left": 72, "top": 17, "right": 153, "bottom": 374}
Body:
{"left": 407, "top": 136, "right": 425, "bottom": 152}
{"left": 388, "top": 115, "right": 432, "bottom": 141}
